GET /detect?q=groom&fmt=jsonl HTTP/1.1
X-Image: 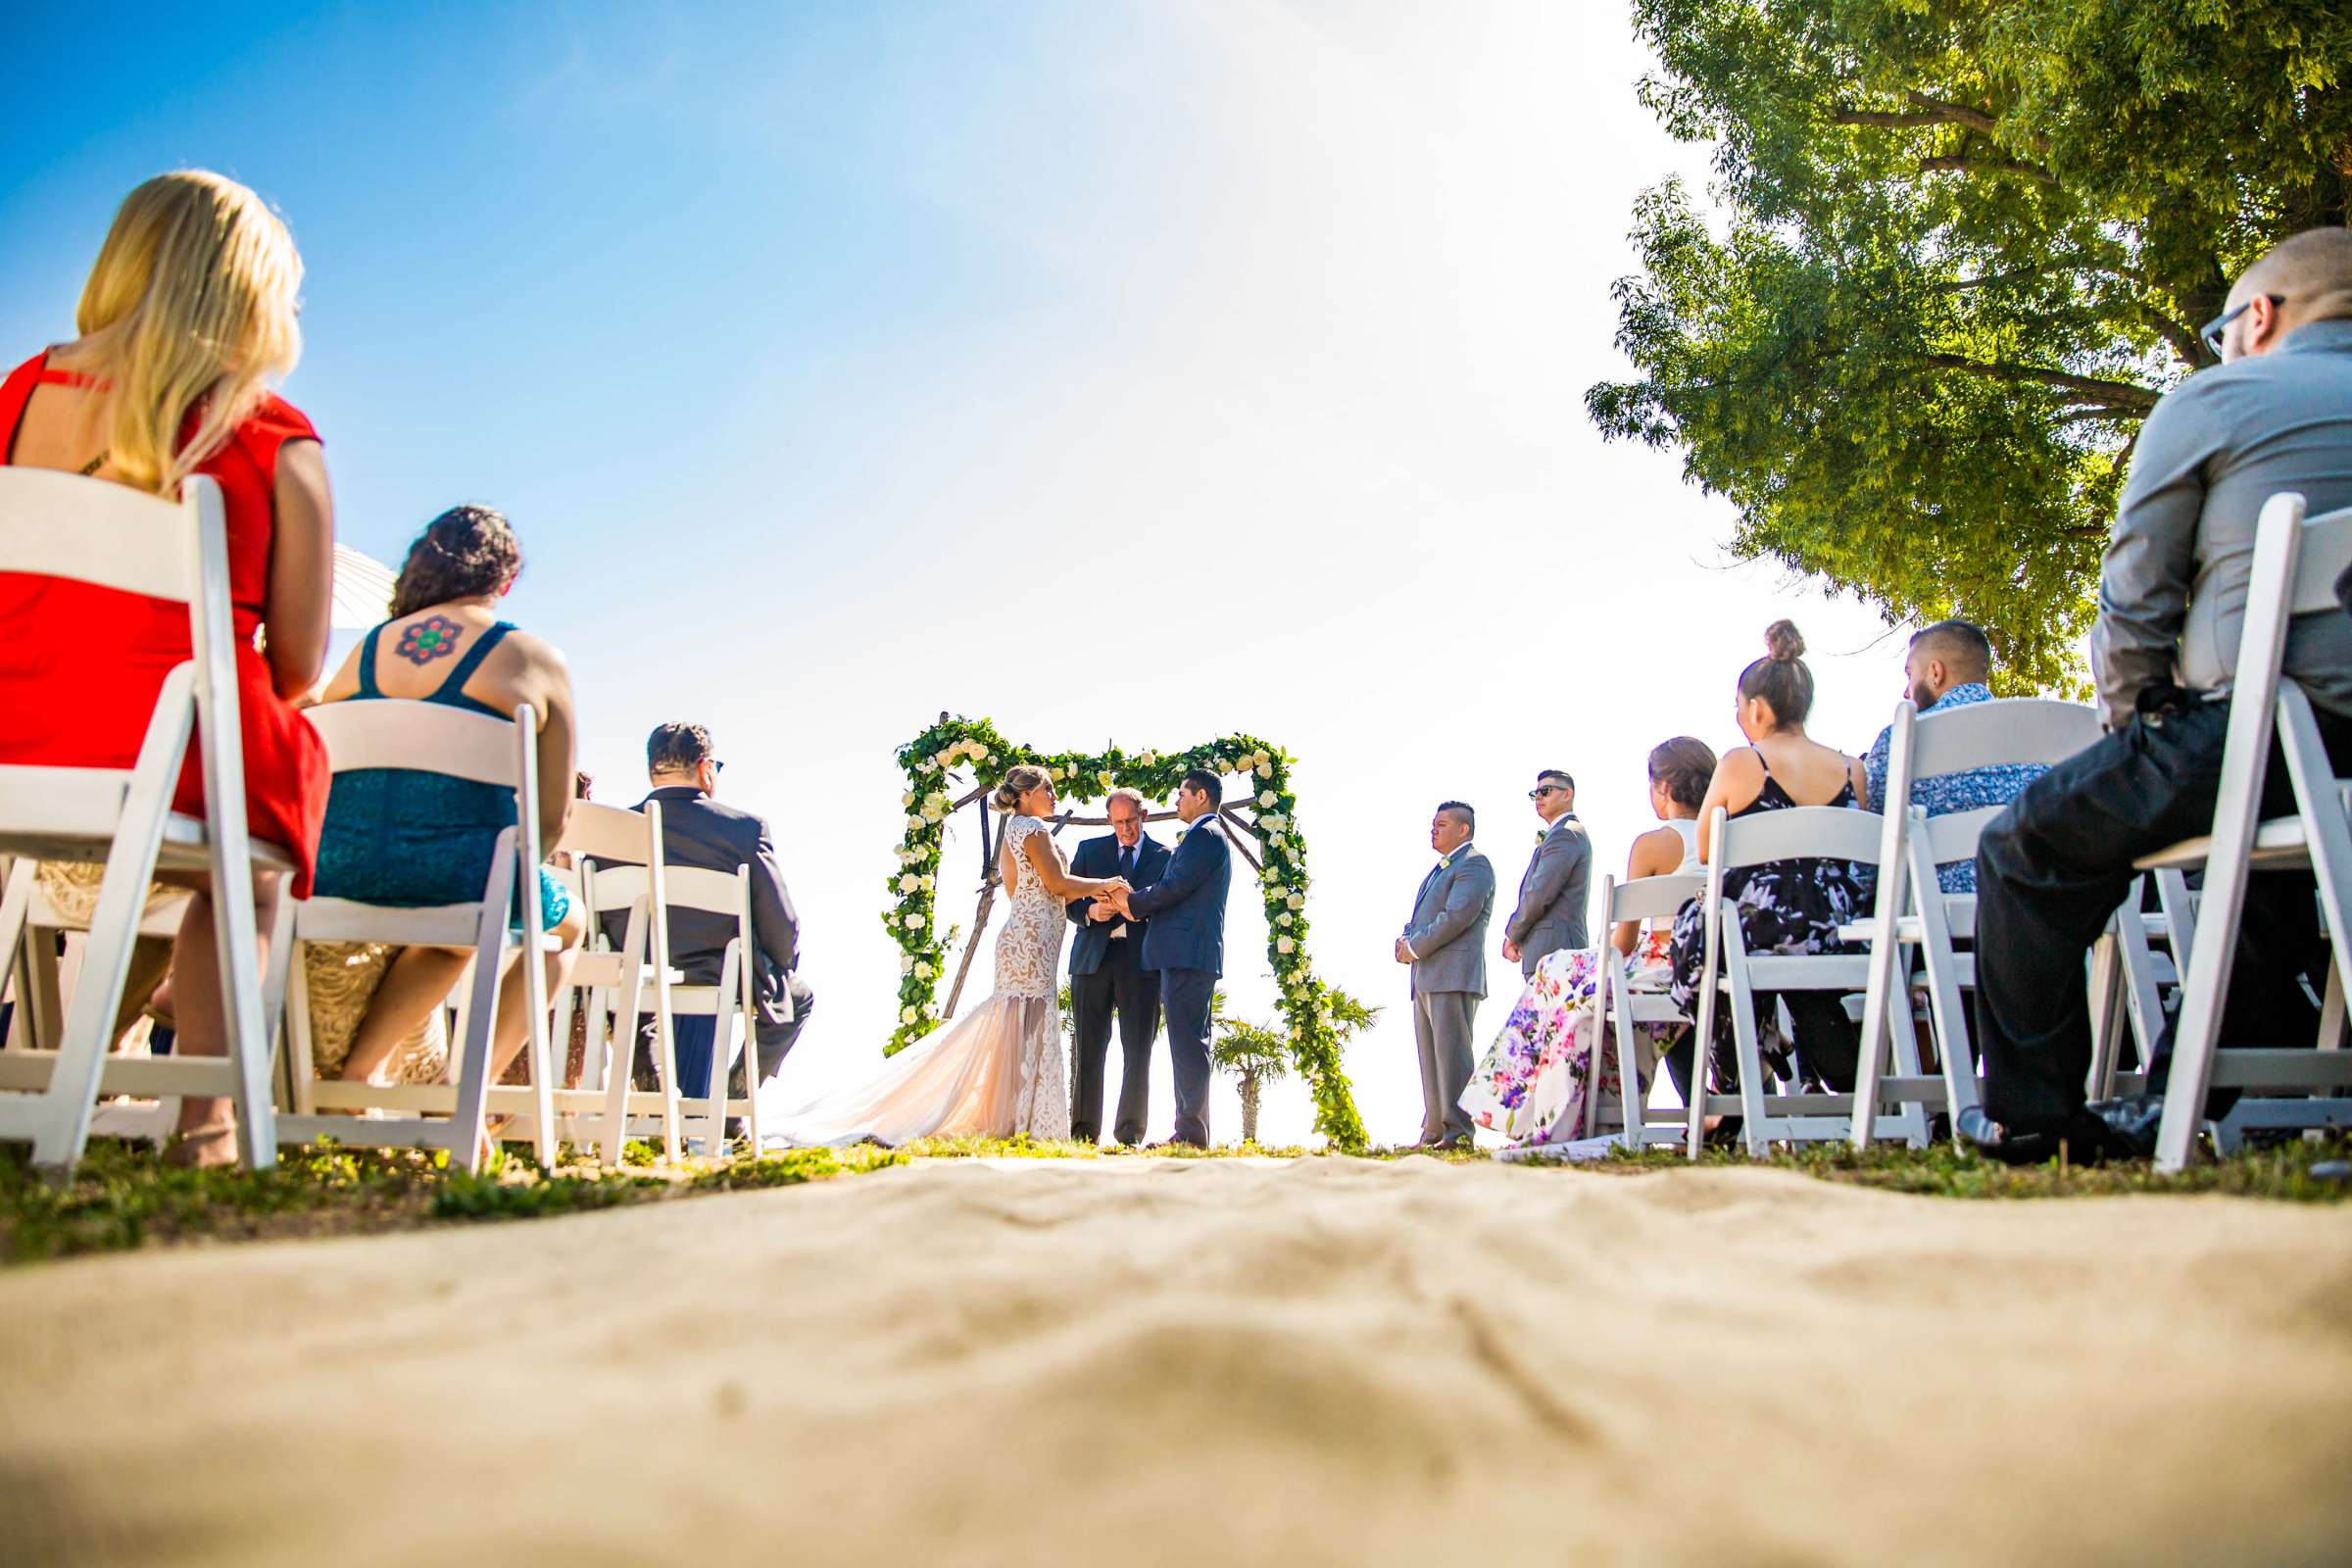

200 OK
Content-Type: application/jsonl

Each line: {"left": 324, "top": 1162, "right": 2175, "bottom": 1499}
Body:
{"left": 1099, "top": 767, "right": 1230, "bottom": 1147}
{"left": 1065, "top": 787, "right": 1171, "bottom": 1145}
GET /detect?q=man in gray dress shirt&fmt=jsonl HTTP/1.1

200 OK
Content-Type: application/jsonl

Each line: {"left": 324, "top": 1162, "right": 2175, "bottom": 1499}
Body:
{"left": 1965, "top": 227, "right": 2352, "bottom": 1164}
{"left": 1501, "top": 769, "right": 1591, "bottom": 977}
{"left": 1396, "top": 802, "right": 1494, "bottom": 1150}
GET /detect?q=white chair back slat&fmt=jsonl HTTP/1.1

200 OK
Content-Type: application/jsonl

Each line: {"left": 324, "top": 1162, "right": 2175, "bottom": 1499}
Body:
{"left": 1716, "top": 805, "right": 1884, "bottom": 869}
{"left": 1917, "top": 806, "right": 2008, "bottom": 864}
{"left": 1607, "top": 872, "right": 1704, "bottom": 923}
{"left": 2288, "top": 503, "right": 2352, "bottom": 614}
{"left": 305, "top": 701, "right": 525, "bottom": 787}
{"left": 0, "top": 466, "right": 198, "bottom": 601}
{"left": 662, "top": 864, "right": 752, "bottom": 916}
{"left": 1908, "top": 697, "right": 2100, "bottom": 775}
{"left": 560, "top": 801, "right": 656, "bottom": 865}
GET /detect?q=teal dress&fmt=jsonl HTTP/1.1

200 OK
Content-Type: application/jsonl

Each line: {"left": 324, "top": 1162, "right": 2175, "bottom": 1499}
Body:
{"left": 312, "top": 619, "right": 571, "bottom": 930}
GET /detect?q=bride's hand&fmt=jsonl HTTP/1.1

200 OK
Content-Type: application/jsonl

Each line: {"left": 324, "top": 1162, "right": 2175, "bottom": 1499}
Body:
{"left": 1099, "top": 877, "right": 1131, "bottom": 895}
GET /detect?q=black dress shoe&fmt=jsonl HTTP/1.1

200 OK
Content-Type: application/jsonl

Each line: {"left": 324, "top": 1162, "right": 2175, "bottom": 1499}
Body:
{"left": 2083, "top": 1093, "right": 2166, "bottom": 1159}
{"left": 1957, "top": 1106, "right": 2112, "bottom": 1166}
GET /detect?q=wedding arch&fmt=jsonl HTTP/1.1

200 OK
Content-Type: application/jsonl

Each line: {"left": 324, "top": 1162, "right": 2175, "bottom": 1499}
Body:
{"left": 883, "top": 713, "right": 1366, "bottom": 1149}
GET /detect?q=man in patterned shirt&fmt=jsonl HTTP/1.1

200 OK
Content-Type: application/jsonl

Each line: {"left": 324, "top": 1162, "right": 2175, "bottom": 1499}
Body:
{"left": 1861, "top": 620, "right": 2043, "bottom": 895}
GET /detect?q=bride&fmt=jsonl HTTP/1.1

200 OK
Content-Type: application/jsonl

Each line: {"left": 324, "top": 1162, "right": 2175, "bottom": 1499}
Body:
{"left": 766, "top": 763, "right": 1127, "bottom": 1147}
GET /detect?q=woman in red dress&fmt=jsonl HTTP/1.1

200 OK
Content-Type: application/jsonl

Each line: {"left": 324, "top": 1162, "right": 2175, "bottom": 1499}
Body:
{"left": 0, "top": 171, "right": 334, "bottom": 1166}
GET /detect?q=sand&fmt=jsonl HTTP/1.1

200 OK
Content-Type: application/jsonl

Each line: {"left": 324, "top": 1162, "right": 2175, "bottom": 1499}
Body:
{"left": 3, "top": 1156, "right": 2349, "bottom": 1565}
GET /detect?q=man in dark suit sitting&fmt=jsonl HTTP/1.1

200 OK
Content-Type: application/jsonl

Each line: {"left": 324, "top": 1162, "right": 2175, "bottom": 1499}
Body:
{"left": 1065, "top": 786, "right": 1172, "bottom": 1146}
{"left": 1101, "top": 768, "right": 1232, "bottom": 1148}
{"left": 611, "top": 723, "right": 813, "bottom": 1103}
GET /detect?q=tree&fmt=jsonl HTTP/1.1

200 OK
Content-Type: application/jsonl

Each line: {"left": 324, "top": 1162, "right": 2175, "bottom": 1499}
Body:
{"left": 1589, "top": 0, "right": 2352, "bottom": 690}
{"left": 1210, "top": 987, "right": 1381, "bottom": 1147}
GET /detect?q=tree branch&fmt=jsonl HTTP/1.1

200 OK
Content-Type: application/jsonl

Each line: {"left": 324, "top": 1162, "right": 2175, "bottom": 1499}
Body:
{"left": 1918, "top": 154, "right": 2057, "bottom": 185}
{"left": 1922, "top": 353, "right": 2160, "bottom": 409}
{"left": 1829, "top": 92, "right": 2002, "bottom": 136}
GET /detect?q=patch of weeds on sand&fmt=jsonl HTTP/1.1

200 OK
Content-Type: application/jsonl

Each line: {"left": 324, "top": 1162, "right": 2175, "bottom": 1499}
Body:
{"left": 689, "top": 1145, "right": 906, "bottom": 1190}
{"left": 896, "top": 1134, "right": 1102, "bottom": 1159}
{"left": 1534, "top": 1136, "right": 2352, "bottom": 1201}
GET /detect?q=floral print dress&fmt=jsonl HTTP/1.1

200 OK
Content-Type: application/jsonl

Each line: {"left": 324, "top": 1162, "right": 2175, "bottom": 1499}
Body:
{"left": 1461, "top": 931, "right": 1684, "bottom": 1147}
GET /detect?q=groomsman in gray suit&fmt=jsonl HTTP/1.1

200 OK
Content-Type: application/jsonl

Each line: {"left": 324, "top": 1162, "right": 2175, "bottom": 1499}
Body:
{"left": 1501, "top": 769, "right": 1590, "bottom": 977}
{"left": 1395, "top": 801, "right": 1494, "bottom": 1150}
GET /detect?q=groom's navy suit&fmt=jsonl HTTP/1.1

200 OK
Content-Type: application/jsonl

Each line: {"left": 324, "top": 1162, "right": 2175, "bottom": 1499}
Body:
{"left": 1123, "top": 814, "right": 1232, "bottom": 1146}
{"left": 1064, "top": 832, "right": 1172, "bottom": 1145}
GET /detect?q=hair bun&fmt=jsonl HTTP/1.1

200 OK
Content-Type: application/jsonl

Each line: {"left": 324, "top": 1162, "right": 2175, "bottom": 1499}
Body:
{"left": 1763, "top": 619, "right": 1805, "bottom": 663}
{"left": 991, "top": 779, "right": 1023, "bottom": 812}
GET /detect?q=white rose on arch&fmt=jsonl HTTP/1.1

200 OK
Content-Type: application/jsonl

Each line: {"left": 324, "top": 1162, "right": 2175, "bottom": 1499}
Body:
{"left": 1277, "top": 912, "right": 1293, "bottom": 926}
{"left": 906, "top": 815, "right": 925, "bottom": 833}
{"left": 900, "top": 1005, "right": 919, "bottom": 1024}
{"left": 1254, "top": 762, "right": 1272, "bottom": 779}
{"left": 903, "top": 913, "right": 923, "bottom": 929}
{"left": 915, "top": 960, "right": 934, "bottom": 980}
{"left": 899, "top": 955, "right": 914, "bottom": 974}
{"left": 899, "top": 873, "right": 919, "bottom": 894}
{"left": 1276, "top": 936, "right": 1296, "bottom": 955}
{"left": 1286, "top": 891, "right": 1304, "bottom": 909}
{"left": 1257, "top": 790, "right": 1276, "bottom": 808}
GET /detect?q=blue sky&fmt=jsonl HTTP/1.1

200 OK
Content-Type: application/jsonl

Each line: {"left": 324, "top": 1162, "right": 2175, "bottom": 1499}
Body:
{"left": 2, "top": 2, "right": 1928, "bottom": 1144}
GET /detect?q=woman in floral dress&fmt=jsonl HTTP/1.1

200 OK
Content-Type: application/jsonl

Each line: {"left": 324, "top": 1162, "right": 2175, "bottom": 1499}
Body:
{"left": 1462, "top": 738, "right": 1716, "bottom": 1147}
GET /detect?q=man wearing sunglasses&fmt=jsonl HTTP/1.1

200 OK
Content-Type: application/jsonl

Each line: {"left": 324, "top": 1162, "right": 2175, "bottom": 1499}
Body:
{"left": 1501, "top": 769, "right": 1591, "bottom": 978}
{"left": 616, "top": 722, "right": 813, "bottom": 1119}
{"left": 1964, "top": 226, "right": 2352, "bottom": 1165}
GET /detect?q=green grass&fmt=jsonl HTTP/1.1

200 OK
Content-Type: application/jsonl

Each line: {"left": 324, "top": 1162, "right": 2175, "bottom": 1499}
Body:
{"left": 1542, "top": 1135, "right": 2352, "bottom": 1202}
{"left": 0, "top": 1138, "right": 903, "bottom": 1266}
{"left": 6, "top": 1126, "right": 2341, "bottom": 1268}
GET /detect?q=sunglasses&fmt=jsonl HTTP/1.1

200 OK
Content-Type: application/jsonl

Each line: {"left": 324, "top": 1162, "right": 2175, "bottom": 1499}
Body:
{"left": 2200, "top": 294, "right": 2283, "bottom": 357}
{"left": 1527, "top": 784, "right": 1565, "bottom": 800}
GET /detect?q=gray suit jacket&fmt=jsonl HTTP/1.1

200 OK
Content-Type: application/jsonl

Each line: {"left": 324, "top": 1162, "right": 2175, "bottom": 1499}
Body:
{"left": 1403, "top": 847, "right": 1494, "bottom": 999}
{"left": 1505, "top": 814, "right": 1591, "bottom": 976}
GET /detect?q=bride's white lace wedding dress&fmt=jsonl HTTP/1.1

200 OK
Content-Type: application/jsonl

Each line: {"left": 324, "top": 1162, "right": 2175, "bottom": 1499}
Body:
{"left": 768, "top": 813, "right": 1070, "bottom": 1146}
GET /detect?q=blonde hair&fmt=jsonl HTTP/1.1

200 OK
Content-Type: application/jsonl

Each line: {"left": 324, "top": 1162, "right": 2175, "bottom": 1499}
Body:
{"left": 74, "top": 171, "right": 304, "bottom": 497}
{"left": 993, "top": 763, "right": 1053, "bottom": 812}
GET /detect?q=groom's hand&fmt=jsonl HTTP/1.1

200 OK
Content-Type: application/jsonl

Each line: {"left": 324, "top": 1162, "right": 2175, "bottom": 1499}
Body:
{"left": 1502, "top": 938, "right": 1522, "bottom": 963}
{"left": 1088, "top": 901, "right": 1119, "bottom": 922}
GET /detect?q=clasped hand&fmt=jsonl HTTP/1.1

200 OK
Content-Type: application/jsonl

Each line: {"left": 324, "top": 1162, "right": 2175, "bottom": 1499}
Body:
{"left": 1090, "top": 878, "right": 1134, "bottom": 921}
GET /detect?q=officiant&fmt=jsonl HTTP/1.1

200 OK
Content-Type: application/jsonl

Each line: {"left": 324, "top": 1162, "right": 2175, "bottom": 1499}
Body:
{"left": 1065, "top": 787, "right": 1171, "bottom": 1145}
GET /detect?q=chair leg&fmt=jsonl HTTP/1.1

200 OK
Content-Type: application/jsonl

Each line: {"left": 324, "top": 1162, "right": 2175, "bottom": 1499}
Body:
{"left": 447, "top": 833, "right": 517, "bottom": 1175}
{"left": 740, "top": 945, "right": 765, "bottom": 1156}
{"left": 31, "top": 758, "right": 180, "bottom": 1175}
{"left": 1719, "top": 922, "right": 1770, "bottom": 1158}
{"left": 1688, "top": 903, "right": 1722, "bottom": 1160}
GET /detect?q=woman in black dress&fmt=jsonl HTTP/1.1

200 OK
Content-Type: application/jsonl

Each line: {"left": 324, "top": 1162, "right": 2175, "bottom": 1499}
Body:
{"left": 1666, "top": 620, "right": 1871, "bottom": 1098}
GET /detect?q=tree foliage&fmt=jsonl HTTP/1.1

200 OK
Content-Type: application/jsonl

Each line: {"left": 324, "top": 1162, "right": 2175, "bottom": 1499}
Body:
{"left": 1589, "top": 0, "right": 2352, "bottom": 690}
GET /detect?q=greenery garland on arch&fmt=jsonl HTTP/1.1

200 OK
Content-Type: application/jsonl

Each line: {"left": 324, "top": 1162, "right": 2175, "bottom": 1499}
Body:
{"left": 883, "top": 714, "right": 1367, "bottom": 1150}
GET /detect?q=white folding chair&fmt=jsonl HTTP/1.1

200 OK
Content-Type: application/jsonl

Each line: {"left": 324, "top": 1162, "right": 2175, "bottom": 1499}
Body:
{"left": 543, "top": 800, "right": 686, "bottom": 1165}
{"left": 0, "top": 469, "right": 292, "bottom": 1174}
{"left": 1848, "top": 696, "right": 2103, "bottom": 1146}
{"left": 275, "top": 698, "right": 563, "bottom": 1174}
{"left": 1594, "top": 870, "right": 1706, "bottom": 1151}
{"left": 659, "top": 864, "right": 768, "bottom": 1157}
{"left": 0, "top": 858, "right": 193, "bottom": 1143}
{"left": 1687, "top": 804, "right": 1931, "bottom": 1157}
{"left": 2136, "top": 494, "right": 2352, "bottom": 1170}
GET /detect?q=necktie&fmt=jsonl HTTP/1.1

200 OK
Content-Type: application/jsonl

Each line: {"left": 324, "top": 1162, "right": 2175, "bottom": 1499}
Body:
{"left": 1119, "top": 844, "right": 1135, "bottom": 880}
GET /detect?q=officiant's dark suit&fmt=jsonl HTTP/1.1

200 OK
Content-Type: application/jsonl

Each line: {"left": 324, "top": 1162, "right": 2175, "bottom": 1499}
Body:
{"left": 1121, "top": 777, "right": 1231, "bottom": 1147}
{"left": 1065, "top": 826, "right": 1172, "bottom": 1145}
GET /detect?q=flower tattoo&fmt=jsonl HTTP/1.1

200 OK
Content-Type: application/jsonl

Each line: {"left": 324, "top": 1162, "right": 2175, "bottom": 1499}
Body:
{"left": 396, "top": 614, "right": 465, "bottom": 665}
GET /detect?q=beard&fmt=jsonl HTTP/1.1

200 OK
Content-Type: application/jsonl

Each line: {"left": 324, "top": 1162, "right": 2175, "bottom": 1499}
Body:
{"left": 1908, "top": 678, "right": 1939, "bottom": 710}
